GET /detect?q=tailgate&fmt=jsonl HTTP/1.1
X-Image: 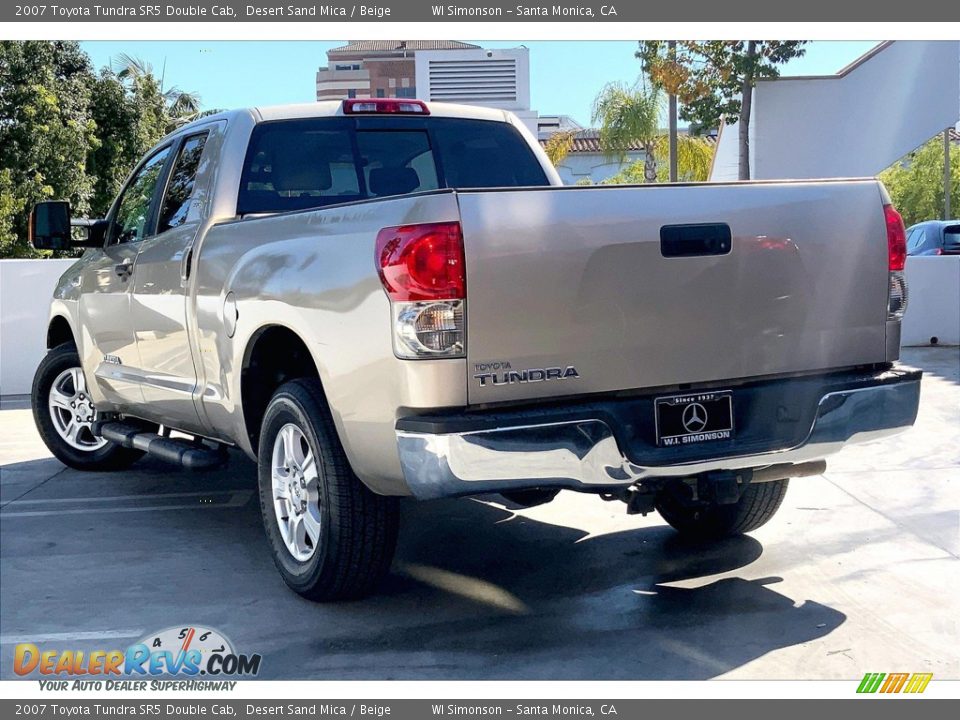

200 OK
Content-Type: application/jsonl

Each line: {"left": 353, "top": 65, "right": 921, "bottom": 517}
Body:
{"left": 459, "top": 180, "right": 889, "bottom": 405}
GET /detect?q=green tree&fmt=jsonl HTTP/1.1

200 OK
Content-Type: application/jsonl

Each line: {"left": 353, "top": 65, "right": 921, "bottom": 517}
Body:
{"left": 591, "top": 82, "right": 715, "bottom": 183}
{"left": 0, "top": 41, "right": 98, "bottom": 257}
{"left": 592, "top": 82, "right": 662, "bottom": 183}
{"left": 637, "top": 41, "right": 808, "bottom": 180}
{"left": 543, "top": 130, "right": 575, "bottom": 167}
{"left": 879, "top": 137, "right": 960, "bottom": 227}
{"left": 600, "top": 136, "right": 715, "bottom": 185}
{"left": 0, "top": 43, "right": 206, "bottom": 257}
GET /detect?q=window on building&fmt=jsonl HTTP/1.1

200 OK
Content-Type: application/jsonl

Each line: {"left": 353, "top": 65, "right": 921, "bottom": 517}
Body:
{"left": 376, "top": 89, "right": 385, "bottom": 98}
{"left": 396, "top": 87, "right": 416, "bottom": 98}
{"left": 347, "top": 89, "right": 356, "bottom": 98}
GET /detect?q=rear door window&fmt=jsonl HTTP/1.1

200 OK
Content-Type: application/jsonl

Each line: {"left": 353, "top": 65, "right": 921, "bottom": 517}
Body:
{"left": 158, "top": 132, "right": 208, "bottom": 232}
{"left": 237, "top": 117, "right": 549, "bottom": 215}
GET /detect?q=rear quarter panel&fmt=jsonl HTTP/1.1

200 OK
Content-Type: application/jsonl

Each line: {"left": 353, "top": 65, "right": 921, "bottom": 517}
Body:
{"left": 192, "top": 191, "right": 466, "bottom": 495}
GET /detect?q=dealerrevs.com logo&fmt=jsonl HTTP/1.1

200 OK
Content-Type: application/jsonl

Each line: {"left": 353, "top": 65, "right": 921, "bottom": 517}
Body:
{"left": 14, "top": 626, "right": 261, "bottom": 688}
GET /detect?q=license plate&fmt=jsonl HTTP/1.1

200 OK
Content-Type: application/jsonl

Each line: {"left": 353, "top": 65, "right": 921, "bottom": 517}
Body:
{"left": 655, "top": 391, "right": 734, "bottom": 447}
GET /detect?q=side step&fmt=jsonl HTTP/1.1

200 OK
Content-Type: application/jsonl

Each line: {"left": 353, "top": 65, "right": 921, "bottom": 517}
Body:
{"left": 93, "top": 421, "right": 225, "bottom": 470}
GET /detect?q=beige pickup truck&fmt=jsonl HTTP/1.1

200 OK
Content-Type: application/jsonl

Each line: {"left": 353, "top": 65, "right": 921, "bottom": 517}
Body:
{"left": 29, "top": 99, "right": 920, "bottom": 600}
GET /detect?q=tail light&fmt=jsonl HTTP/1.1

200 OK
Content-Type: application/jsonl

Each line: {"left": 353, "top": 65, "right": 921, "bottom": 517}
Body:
{"left": 884, "top": 204, "right": 908, "bottom": 320}
{"left": 376, "top": 222, "right": 465, "bottom": 358}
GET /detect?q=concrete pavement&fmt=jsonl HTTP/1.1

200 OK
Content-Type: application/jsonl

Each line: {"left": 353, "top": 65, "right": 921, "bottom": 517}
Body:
{"left": 1, "top": 347, "right": 957, "bottom": 680}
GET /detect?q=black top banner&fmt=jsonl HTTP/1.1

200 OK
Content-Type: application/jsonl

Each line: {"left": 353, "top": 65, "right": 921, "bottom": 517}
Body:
{"left": 4, "top": 0, "right": 960, "bottom": 22}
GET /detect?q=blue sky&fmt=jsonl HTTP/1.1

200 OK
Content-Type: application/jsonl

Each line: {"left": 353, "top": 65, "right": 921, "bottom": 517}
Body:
{"left": 81, "top": 40, "right": 880, "bottom": 127}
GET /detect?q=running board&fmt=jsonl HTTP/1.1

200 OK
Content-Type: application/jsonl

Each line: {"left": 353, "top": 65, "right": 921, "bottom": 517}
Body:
{"left": 92, "top": 421, "right": 225, "bottom": 470}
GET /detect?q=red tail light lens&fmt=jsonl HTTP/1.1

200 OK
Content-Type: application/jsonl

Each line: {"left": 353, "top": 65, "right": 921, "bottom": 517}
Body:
{"left": 376, "top": 222, "right": 465, "bottom": 301}
{"left": 884, "top": 204, "right": 907, "bottom": 271}
{"left": 343, "top": 99, "right": 429, "bottom": 115}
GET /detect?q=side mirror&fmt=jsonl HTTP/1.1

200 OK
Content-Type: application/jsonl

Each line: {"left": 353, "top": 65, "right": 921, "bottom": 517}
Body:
{"left": 30, "top": 201, "right": 107, "bottom": 250}
{"left": 30, "top": 201, "right": 72, "bottom": 250}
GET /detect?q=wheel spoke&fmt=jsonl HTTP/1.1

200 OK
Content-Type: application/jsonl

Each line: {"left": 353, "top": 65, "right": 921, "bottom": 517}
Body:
{"left": 302, "top": 509, "right": 321, "bottom": 548}
{"left": 280, "top": 425, "right": 297, "bottom": 466}
{"left": 301, "top": 449, "right": 317, "bottom": 481}
{"left": 70, "top": 367, "right": 86, "bottom": 394}
{"left": 287, "top": 515, "right": 301, "bottom": 554}
{"left": 64, "top": 419, "right": 82, "bottom": 444}
{"left": 49, "top": 388, "right": 73, "bottom": 411}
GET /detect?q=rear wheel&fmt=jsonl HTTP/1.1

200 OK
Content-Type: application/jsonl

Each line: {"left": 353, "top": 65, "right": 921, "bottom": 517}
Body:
{"left": 31, "top": 344, "right": 143, "bottom": 471}
{"left": 656, "top": 479, "right": 789, "bottom": 540}
{"left": 257, "top": 378, "right": 399, "bottom": 601}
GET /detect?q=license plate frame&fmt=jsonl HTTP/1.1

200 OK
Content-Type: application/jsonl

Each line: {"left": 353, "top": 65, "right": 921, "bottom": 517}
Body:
{"left": 655, "top": 391, "right": 734, "bottom": 447}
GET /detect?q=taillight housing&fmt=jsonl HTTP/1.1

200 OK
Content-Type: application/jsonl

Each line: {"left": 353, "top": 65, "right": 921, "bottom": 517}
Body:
{"left": 376, "top": 222, "right": 465, "bottom": 358}
{"left": 343, "top": 99, "right": 429, "bottom": 115}
{"left": 884, "top": 203, "right": 908, "bottom": 320}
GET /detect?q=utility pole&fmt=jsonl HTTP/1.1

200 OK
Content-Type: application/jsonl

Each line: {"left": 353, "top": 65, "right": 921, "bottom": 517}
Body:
{"left": 945, "top": 128, "right": 953, "bottom": 220}
{"left": 668, "top": 40, "right": 678, "bottom": 182}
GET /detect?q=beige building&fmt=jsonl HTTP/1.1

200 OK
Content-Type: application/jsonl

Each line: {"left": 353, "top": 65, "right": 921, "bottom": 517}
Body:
{"left": 316, "top": 40, "right": 481, "bottom": 101}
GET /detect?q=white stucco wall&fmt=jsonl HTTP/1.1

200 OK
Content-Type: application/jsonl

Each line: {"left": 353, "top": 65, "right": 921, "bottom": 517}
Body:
{"left": 901, "top": 256, "right": 960, "bottom": 347}
{"left": 712, "top": 41, "right": 960, "bottom": 181}
{"left": 0, "top": 259, "right": 74, "bottom": 397}
{"left": 555, "top": 150, "right": 646, "bottom": 185}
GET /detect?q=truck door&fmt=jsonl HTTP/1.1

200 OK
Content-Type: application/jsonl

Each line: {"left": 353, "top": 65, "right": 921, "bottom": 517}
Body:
{"left": 80, "top": 144, "right": 173, "bottom": 410}
{"left": 129, "top": 129, "right": 215, "bottom": 433}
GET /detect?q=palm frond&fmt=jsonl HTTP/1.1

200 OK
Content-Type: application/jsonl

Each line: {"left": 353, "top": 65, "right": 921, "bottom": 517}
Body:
{"left": 591, "top": 82, "right": 663, "bottom": 163}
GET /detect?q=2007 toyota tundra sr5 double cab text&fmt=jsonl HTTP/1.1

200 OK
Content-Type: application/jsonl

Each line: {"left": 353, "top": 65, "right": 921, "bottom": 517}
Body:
{"left": 29, "top": 99, "right": 921, "bottom": 600}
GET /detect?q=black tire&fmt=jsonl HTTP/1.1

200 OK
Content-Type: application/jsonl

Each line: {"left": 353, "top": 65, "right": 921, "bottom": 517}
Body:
{"left": 257, "top": 378, "right": 399, "bottom": 601}
{"left": 656, "top": 479, "right": 789, "bottom": 540}
{"left": 31, "top": 344, "right": 144, "bottom": 472}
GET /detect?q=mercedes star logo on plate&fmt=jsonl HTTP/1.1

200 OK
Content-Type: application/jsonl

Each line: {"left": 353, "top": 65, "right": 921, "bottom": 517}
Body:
{"left": 682, "top": 402, "right": 708, "bottom": 433}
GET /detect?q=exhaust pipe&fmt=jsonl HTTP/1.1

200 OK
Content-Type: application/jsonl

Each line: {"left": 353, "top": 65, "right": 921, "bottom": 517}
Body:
{"left": 750, "top": 460, "right": 826, "bottom": 484}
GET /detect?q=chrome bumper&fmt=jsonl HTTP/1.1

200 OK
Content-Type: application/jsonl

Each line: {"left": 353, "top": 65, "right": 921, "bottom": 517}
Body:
{"left": 396, "top": 374, "right": 921, "bottom": 499}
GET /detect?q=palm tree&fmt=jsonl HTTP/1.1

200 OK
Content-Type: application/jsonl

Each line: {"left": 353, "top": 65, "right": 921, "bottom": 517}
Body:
{"left": 592, "top": 82, "right": 662, "bottom": 183}
{"left": 112, "top": 53, "right": 201, "bottom": 125}
{"left": 591, "top": 81, "right": 714, "bottom": 183}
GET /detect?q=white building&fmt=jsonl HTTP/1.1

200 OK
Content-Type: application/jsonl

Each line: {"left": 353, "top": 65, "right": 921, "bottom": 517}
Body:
{"left": 414, "top": 46, "right": 537, "bottom": 133}
{"left": 711, "top": 41, "right": 960, "bottom": 181}
{"left": 317, "top": 41, "right": 539, "bottom": 134}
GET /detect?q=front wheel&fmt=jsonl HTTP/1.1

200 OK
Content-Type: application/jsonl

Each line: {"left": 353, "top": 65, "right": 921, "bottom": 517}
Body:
{"left": 257, "top": 378, "right": 399, "bottom": 601}
{"left": 31, "top": 344, "right": 144, "bottom": 471}
{"left": 655, "top": 479, "right": 789, "bottom": 540}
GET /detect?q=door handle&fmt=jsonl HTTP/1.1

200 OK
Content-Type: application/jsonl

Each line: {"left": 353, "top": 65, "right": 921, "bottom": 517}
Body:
{"left": 181, "top": 247, "right": 194, "bottom": 283}
{"left": 114, "top": 259, "right": 133, "bottom": 279}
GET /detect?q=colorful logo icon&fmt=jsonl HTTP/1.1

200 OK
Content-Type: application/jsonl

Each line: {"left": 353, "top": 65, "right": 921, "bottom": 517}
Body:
{"left": 857, "top": 672, "right": 933, "bottom": 694}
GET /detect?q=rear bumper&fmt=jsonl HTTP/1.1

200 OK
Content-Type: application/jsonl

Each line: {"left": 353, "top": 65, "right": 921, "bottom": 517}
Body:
{"left": 396, "top": 367, "right": 921, "bottom": 499}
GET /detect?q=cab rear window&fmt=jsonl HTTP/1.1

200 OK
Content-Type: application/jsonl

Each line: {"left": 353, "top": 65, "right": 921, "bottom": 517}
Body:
{"left": 237, "top": 117, "right": 549, "bottom": 215}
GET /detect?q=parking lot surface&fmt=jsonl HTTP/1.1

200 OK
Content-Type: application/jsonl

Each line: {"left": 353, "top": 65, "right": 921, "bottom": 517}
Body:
{"left": 1, "top": 347, "right": 957, "bottom": 680}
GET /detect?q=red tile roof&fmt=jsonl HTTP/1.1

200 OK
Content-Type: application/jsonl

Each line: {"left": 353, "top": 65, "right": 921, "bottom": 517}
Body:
{"left": 540, "top": 130, "right": 717, "bottom": 154}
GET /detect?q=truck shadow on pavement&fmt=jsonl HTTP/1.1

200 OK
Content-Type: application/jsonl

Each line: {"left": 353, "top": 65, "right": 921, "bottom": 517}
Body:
{"left": 0, "top": 455, "right": 845, "bottom": 681}
{"left": 269, "top": 496, "right": 846, "bottom": 680}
